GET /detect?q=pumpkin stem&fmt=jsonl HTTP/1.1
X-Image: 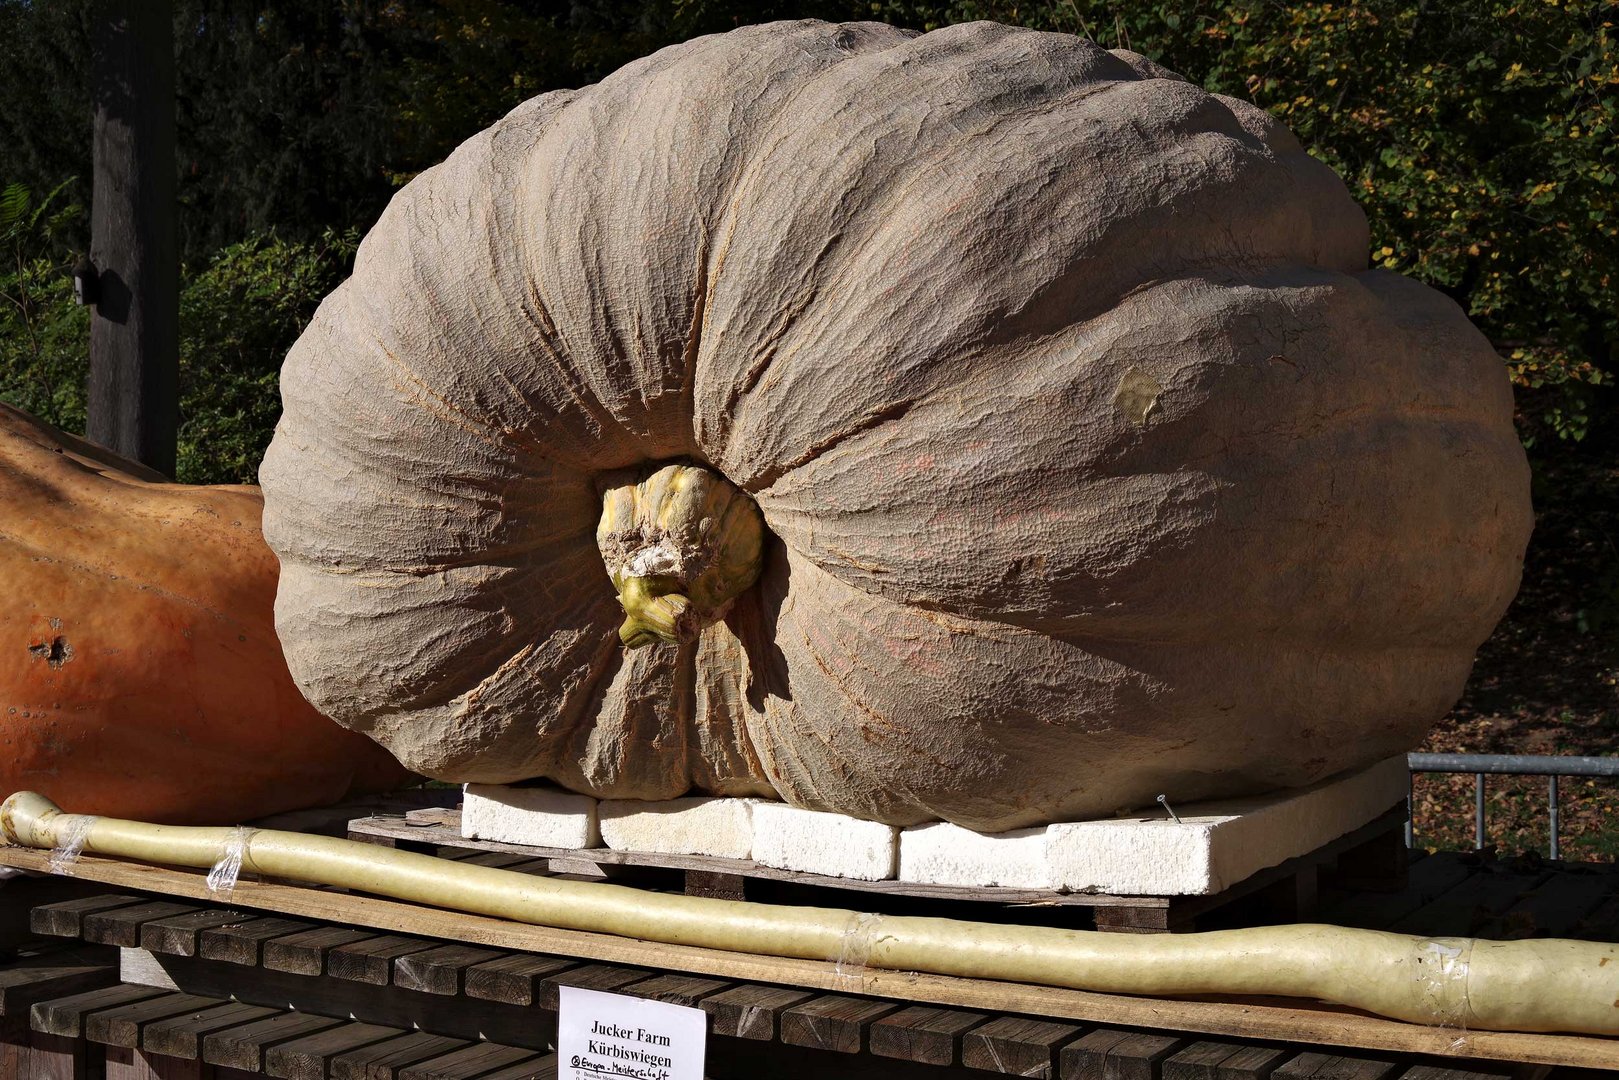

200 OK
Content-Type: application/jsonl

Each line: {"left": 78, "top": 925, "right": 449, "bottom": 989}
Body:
{"left": 597, "top": 464, "right": 764, "bottom": 649}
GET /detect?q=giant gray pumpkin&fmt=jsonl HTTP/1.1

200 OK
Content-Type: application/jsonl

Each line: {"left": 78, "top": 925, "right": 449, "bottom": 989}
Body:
{"left": 260, "top": 20, "right": 1532, "bottom": 832}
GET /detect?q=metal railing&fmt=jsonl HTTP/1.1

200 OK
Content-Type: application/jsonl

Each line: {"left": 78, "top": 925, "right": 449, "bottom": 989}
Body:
{"left": 1406, "top": 752, "right": 1619, "bottom": 859}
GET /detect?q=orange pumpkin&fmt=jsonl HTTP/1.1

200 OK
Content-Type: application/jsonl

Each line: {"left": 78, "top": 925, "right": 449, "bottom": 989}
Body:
{"left": 1, "top": 403, "right": 410, "bottom": 823}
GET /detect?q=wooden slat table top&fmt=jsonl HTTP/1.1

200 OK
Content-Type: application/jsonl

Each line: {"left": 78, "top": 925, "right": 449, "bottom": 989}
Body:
{"left": 30, "top": 982, "right": 169, "bottom": 1037}
{"left": 870, "top": 1004, "right": 988, "bottom": 1067}
{"left": 199, "top": 915, "right": 319, "bottom": 965}
{"left": 29, "top": 894, "right": 149, "bottom": 938}
{"left": 1272, "top": 1050, "right": 1401, "bottom": 1079}
{"left": 476, "top": 1059, "right": 559, "bottom": 1080}
{"left": 625, "top": 971, "right": 731, "bottom": 1007}
{"left": 138, "top": 908, "right": 251, "bottom": 956}
{"left": 396, "top": 1041, "right": 546, "bottom": 1079}
{"left": 780, "top": 993, "right": 901, "bottom": 1054}
{"left": 7, "top": 844, "right": 1619, "bottom": 1071}
{"left": 262, "top": 925, "right": 377, "bottom": 976}
{"left": 328, "top": 1030, "right": 472, "bottom": 1080}
{"left": 0, "top": 946, "right": 117, "bottom": 1015}
{"left": 465, "top": 951, "right": 578, "bottom": 1005}
{"left": 1060, "top": 1026, "right": 1184, "bottom": 1080}
{"left": 141, "top": 1001, "right": 282, "bottom": 1060}
{"left": 1482, "top": 866, "right": 1619, "bottom": 940}
{"left": 700, "top": 982, "right": 817, "bottom": 1042}
{"left": 1163, "top": 1039, "right": 1293, "bottom": 1080}
{"left": 83, "top": 901, "right": 199, "bottom": 947}
{"left": 200, "top": 1009, "right": 345, "bottom": 1072}
{"left": 961, "top": 1015, "right": 1085, "bottom": 1078}
{"left": 263, "top": 1019, "right": 406, "bottom": 1080}
{"left": 83, "top": 991, "right": 227, "bottom": 1047}
{"left": 393, "top": 942, "right": 507, "bottom": 995}
{"left": 1387, "top": 868, "right": 1556, "bottom": 939}
{"left": 327, "top": 932, "right": 439, "bottom": 984}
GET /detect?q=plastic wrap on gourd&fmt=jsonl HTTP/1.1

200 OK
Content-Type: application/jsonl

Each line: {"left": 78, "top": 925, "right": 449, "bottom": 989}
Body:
{"left": 259, "top": 20, "right": 1532, "bottom": 832}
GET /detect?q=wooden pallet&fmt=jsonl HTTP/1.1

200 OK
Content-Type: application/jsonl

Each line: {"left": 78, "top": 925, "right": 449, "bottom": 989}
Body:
{"left": 3, "top": 889, "right": 1570, "bottom": 1080}
{"left": 347, "top": 804, "right": 1411, "bottom": 933}
{"left": 2, "top": 841, "right": 1615, "bottom": 1071}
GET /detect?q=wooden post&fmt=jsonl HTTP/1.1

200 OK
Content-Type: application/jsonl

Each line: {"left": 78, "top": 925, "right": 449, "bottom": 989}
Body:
{"left": 87, "top": 0, "right": 178, "bottom": 478}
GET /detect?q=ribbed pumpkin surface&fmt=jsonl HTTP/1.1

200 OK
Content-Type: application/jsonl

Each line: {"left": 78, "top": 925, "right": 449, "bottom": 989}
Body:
{"left": 261, "top": 21, "right": 1531, "bottom": 831}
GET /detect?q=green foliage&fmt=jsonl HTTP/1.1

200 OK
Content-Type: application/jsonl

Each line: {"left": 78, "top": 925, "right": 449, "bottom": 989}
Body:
{"left": 175, "top": 228, "right": 358, "bottom": 484}
{"left": 0, "top": 180, "right": 90, "bottom": 433}
{"left": 1, "top": 1, "right": 1613, "bottom": 458}
{"left": 0, "top": 180, "right": 353, "bottom": 485}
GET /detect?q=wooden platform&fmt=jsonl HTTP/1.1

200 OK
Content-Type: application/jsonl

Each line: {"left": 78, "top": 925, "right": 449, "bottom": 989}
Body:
{"left": 348, "top": 804, "right": 1412, "bottom": 933}
{"left": 3, "top": 826, "right": 1619, "bottom": 1076}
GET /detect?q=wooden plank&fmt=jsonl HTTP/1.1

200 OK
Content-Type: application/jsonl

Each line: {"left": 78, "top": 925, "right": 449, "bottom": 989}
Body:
{"left": 85, "top": 992, "right": 226, "bottom": 1047}
{"left": 700, "top": 983, "right": 816, "bottom": 1041}
{"left": 84, "top": 902, "right": 201, "bottom": 948}
{"left": 141, "top": 1001, "right": 281, "bottom": 1060}
{"left": 30, "top": 895, "right": 148, "bottom": 938}
{"left": 477, "top": 1058, "right": 560, "bottom": 1080}
{"left": 30, "top": 983, "right": 168, "bottom": 1037}
{"left": 780, "top": 995, "right": 900, "bottom": 1054}
{"left": 1573, "top": 893, "right": 1619, "bottom": 942}
{"left": 1317, "top": 854, "right": 1476, "bottom": 931}
{"left": 505, "top": 859, "right": 556, "bottom": 877}
{"left": 1390, "top": 870, "right": 1553, "bottom": 939}
{"left": 398, "top": 1042, "right": 543, "bottom": 1079}
{"left": 0, "top": 950, "right": 118, "bottom": 1015}
{"left": 6, "top": 846, "right": 1618, "bottom": 1071}
{"left": 687, "top": 871, "right": 748, "bottom": 900}
{"left": 264, "top": 1020, "right": 407, "bottom": 1080}
{"left": 1481, "top": 870, "right": 1616, "bottom": 940}
{"left": 201, "top": 1010, "right": 345, "bottom": 1072}
{"left": 139, "top": 910, "right": 250, "bottom": 957}
{"left": 1061, "top": 1027, "right": 1184, "bottom": 1080}
{"left": 328, "top": 934, "right": 438, "bottom": 984}
{"left": 456, "top": 852, "right": 539, "bottom": 870}
{"left": 870, "top": 1004, "right": 988, "bottom": 1066}
{"left": 329, "top": 1030, "right": 472, "bottom": 1080}
{"left": 103, "top": 1044, "right": 206, "bottom": 1080}
{"left": 393, "top": 943, "right": 507, "bottom": 995}
{"left": 1326, "top": 822, "right": 1410, "bottom": 893}
{"left": 537, "top": 963, "right": 653, "bottom": 1009}
{"left": 198, "top": 917, "right": 316, "bottom": 965}
{"left": 1164, "top": 1040, "right": 1291, "bottom": 1080}
{"left": 623, "top": 971, "right": 731, "bottom": 1006}
{"left": 0, "top": 1027, "right": 26, "bottom": 1080}
{"left": 27, "top": 1029, "right": 87, "bottom": 1080}
{"left": 1396, "top": 1066, "right": 1515, "bottom": 1079}
{"left": 262, "top": 926, "right": 377, "bottom": 976}
{"left": 961, "top": 1015, "right": 1082, "bottom": 1077}
{"left": 1273, "top": 1051, "right": 1399, "bottom": 1079}
{"left": 465, "top": 953, "right": 578, "bottom": 1006}
{"left": 1093, "top": 905, "right": 1186, "bottom": 933}
{"left": 120, "top": 947, "right": 554, "bottom": 1051}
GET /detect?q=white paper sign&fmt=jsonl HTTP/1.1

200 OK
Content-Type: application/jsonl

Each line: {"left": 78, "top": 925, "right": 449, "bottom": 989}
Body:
{"left": 557, "top": 985, "right": 707, "bottom": 1080}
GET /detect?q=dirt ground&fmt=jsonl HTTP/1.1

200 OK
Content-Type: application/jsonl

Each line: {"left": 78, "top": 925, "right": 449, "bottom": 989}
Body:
{"left": 1415, "top": 427, "right": 1619, "bottom": 861}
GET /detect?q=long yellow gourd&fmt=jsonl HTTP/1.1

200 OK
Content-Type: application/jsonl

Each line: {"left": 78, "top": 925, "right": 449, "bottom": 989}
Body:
{"left": 3, "top": 791, "right": 1615, "bottom": 1036}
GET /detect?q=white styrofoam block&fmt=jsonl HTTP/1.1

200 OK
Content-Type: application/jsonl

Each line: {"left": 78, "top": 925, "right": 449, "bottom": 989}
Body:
{"left": 599, "top": 797, "right": 756, "bottom": 860}
{"left": 1045, "top": 756, "right": 1408, "bottom": 895}
{"left": 751, "top": 802, "right": 899, "bottom": 881}
{"left": 899, "top": 822, "right": 1052, "bottom": 890}
{"left": 461, "top": 783, "right": 599, "bottom": 850}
